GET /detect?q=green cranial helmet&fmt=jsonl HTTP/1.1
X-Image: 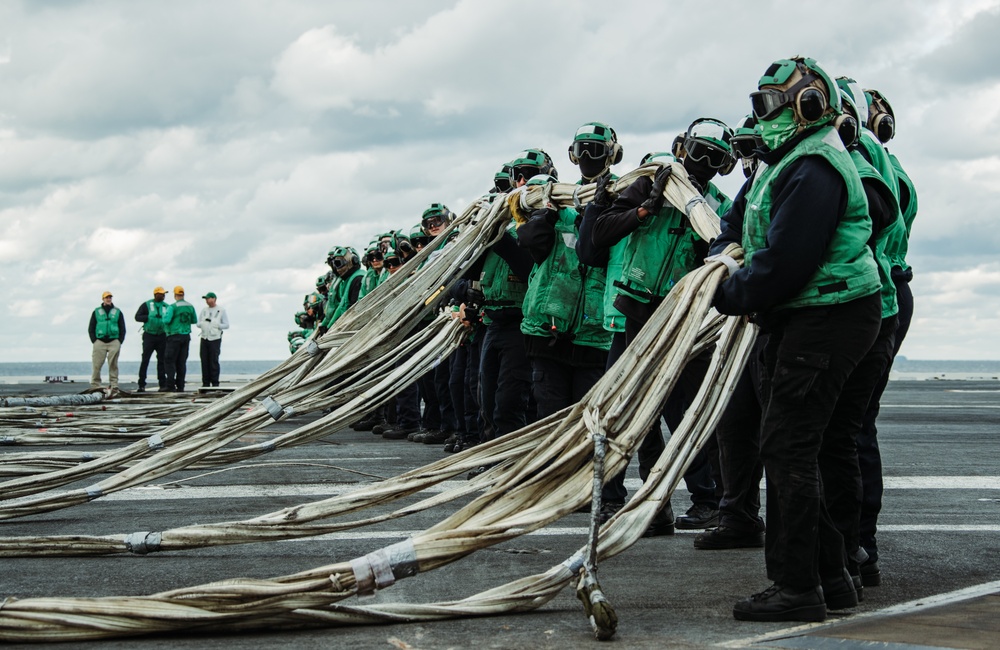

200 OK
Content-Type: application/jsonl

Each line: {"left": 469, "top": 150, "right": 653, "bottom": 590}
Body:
{"left": 751, "top": 56, "right": 841, "bottom": 124}
{"left": 509, "top": 148, "right": 558, "bottom": 183}
{"left": 494, "top": 164, "right": 513, "bottom": 193}
{"left": 834, "top": 87, "right": 862, "bottom": 148}
{"left": 327, "top": 246, "right": 360, "bottom": 270}
{"left": 421, "top": 203, "right": 453, "bottom": 235}
{"left": 382, "top": 246, "right": 402, "bottom": 269}
{"left": 315, "top": 275, "right": 328, "bottom": 290}
{"left": 683, "top": 118, "right": 736, "bottom": 175}
{"left": 525, "top": 174, "right": 557, "bottom": 187}
{"left": 568, "top": 121, "right": 623, "bottom": 165}
{"left": 408, "top": 222, "right": 431, "bottom": 247}
{"left": 640, "top": 151, "right": 679, "bottom": 166}
{"left": 731, "top": 114, "right": 763, "bottom": 159}
{"left": 836, "top": 77, "right": 869, "bottom": 129}
{"left": 863, "top": 87, "right": 895, "bottom": 143}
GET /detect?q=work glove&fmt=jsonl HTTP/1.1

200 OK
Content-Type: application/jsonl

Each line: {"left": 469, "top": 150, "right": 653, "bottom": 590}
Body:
{"left": 531, "top": 206, "right": 560, "bottom": 226}
{"left": 316, "top": 324, "right": 328, "bottom": 336}
{"left": 465, "top": 285, "right": 485, "bottom": 306}
{"left": 593, "top": 171, "right": 617, "bottom": 208}
{"left": 640, "top": 165, "right": 672, "bottom": 216}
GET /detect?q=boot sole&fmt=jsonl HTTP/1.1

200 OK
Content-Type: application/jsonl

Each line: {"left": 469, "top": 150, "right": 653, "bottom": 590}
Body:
{"left": 861, "top": 571, "right": 882, "bottom": 587}
{"left": 733, "top": 604, "right": 826, "bottom": 622}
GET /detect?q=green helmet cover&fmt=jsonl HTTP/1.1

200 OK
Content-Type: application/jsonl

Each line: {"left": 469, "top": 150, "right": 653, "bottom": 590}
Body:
{"left": 640, "top": 151, "right": 679, "bottom": 165}
{"left": 759, "top": 56, "right": 841, "bottom": 114}
{"left": 573, "top": 121, "right": 616, "bottom": 144}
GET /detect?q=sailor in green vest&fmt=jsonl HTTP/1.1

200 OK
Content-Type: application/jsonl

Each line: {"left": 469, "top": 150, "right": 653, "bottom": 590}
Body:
{"left": 134, "top": 285, "right": 169, "bottom": 392}
{"left": 318, "top": 246, "right": 365, "bottom": 334}
{"left": 306, "top": 274, "right": 329, "bottom": 323}
{"left": 712, "top": 56, "right": 881, "bottom": 623}
{"left": 403, "top": 204, "right": 462, "bottom": 445}
{"left": 854, "top": 84, "right": 919, "bottom": 589}
{"left": 163, "top": 286, "right": 198, "bottom": 392}
{"left": 693, "top": 118, "right": 773, "bottom": 552}
{"left": 799, "top": 80, "right": 904, "bottom": 593}
{"left": 517, "top": 122, "right": 620, "bottom": 421}
{"left": 590, "top": 119, "right": 737, "bottom": 536}
{"left": 464, "top": 151, "right": 550, "bottom": 476}
{"left": 89, "top": 290, "right": 126, "bottom": 389}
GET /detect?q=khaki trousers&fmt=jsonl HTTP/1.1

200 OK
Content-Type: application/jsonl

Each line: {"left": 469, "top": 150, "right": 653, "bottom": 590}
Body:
{"left": 91, "top": 339, "right": 121, "bottom": 388}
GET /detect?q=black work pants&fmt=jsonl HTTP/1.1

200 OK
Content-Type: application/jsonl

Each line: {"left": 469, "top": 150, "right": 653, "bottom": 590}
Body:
{"left": 821, "top": 313, "right": 896, "bottom": 572}
{"left": 858, "top": 276, "right": 914, "bottom": 561}
{"left": 164, "top": 334, "right": 190, "bottom": 391}
{"left": 479, "top": 320, "right": 531, "bottom": 441}
{"left": 759, "top": 293, "right": 881, "bottom": 589}
{"left": 419, "top": 357, "right": 457, "bottom": 432}
{"left": 417, "top": 369, "right": 441, "bottom": 430}
{"left": 200, "top": 338, "right": 222, "bottom": 386}
{"left": 715, "top": 334, "right": 768, "bottom": 533}
{"left": 449, "top": 342, "right": 482, "bottom": 437}
{"left": 139, "top": 332, "right": 166, "bottom": 389}
{"left": 529, "top": 355, "right": 604, "bottom": 420}
{"left": 395, "top": 377, "right": 421, "bottom": 430}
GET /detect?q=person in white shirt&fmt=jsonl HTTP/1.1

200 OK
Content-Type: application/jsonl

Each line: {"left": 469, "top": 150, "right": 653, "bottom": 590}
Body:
{"left": 196, "top": 291, "right": 230, "bottom": 387}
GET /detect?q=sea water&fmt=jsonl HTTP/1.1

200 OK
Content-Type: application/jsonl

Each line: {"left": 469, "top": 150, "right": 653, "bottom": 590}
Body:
{"left": 1, "top": 358, "right": 997, "bottom": 385}
{"left": 0, "top": 360, "right": 282, "bottom": 384}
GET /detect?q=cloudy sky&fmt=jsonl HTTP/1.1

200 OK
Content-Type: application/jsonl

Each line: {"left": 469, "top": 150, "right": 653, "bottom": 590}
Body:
{"left": 1, "top": 0, "right": 998, "bottom": 363}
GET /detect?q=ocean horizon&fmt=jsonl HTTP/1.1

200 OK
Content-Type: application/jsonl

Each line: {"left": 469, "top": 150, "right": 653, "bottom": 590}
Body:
{"left": 1, "top": 357, "right": 999, "bottom": 384}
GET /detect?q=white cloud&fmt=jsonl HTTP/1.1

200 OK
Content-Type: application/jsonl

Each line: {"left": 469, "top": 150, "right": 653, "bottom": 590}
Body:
{"left": 0, "top": 0, "right": 997, "bottom": 363}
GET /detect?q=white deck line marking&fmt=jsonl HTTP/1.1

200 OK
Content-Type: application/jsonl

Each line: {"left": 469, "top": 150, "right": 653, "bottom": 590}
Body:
{"left": 715, "top": 579, "right": 1000, "bottom": 648}
{"left": 881, "top": 404, "right": 1000, "bottom": 408}
{"left": 107, "top": 476, "right": 1000, "bottom": 500}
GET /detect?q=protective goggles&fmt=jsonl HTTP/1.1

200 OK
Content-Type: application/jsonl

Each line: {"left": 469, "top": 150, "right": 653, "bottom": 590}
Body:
{"left": 511, "top": 164, "right": 541, "bottom": 183}
{"left": 731, "top": 134, "right": 761, "bottom": 159}
{"left": 569, "top": 139, "right": 612, "bottom": 161}
{"left": 366, "top": 251, "right": 383, "bottom": 263}
{"left": 422, "top": 215, "right": 447, "bottom": 230}
{"left": 494, "top": 176, "right": 512, "bottom": 193}
{"left": 684, "top": 139, "right": 730, "bottom": 169}
{"left": 330, "top": 257, "right": 348, "bottom": 269}
{"left": 750, "top": 74, "right": 818, "bottom": 121}
{"left": 410, "top": 235, "right": 431, "bottom": 247}
{"left": 384, "top": 256, "right": 403, "bottom": 269}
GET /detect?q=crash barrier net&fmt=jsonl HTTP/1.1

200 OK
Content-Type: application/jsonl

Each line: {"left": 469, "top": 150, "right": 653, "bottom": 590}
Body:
{"left": 0, "top": 164, "right": 753, "bottom": 642}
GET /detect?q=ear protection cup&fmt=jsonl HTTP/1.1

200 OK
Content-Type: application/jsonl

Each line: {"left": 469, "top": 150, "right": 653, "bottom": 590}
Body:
{"left": 671, "top": 133, "right": 686, "bottom": 159}
{"left": 871, "top": 113, "right": 895, "bottom": 143}
{"left": 796, "top": 86, "right": 827, "bottom": 123}
{"left": 607, "top": 125, "right": 623, "bottom": 164}
{"left": 609, "top": 141, "right": 623, "bottom": 165}
{"left": 833, "top": 114, "right": 859, "bottom": 147}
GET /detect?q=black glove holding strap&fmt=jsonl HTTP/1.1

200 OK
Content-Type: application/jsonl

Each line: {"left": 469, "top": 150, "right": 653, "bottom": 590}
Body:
{"left": 593, "top": 171, "right": 617, "bottom": 208}
{"left": 531, "top": 206, "right": 560, "bottom": 225}
{"left": 639, "top": 165, "right": 672, "bottom": 215}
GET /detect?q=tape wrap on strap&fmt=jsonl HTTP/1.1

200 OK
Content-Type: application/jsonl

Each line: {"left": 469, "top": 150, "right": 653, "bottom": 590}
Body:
{"left": 261, "top": 396, "right": 285, "bottom": 420}
{"left": 124, "top": 531, "right": 162, "bottom": 555}
{"left": 351, "top": 539, "right": 418, "bottom": 595}
{"left": 704, "top": 253, "right": 741, "bottom": 277}
{"left": 685, "top": 195, "right": 708, "bottom": 216}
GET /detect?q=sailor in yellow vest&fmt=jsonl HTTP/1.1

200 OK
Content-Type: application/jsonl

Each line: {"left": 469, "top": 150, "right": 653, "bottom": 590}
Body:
{"left": 88, "top": 291, "right": 126, "bottom": 389}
